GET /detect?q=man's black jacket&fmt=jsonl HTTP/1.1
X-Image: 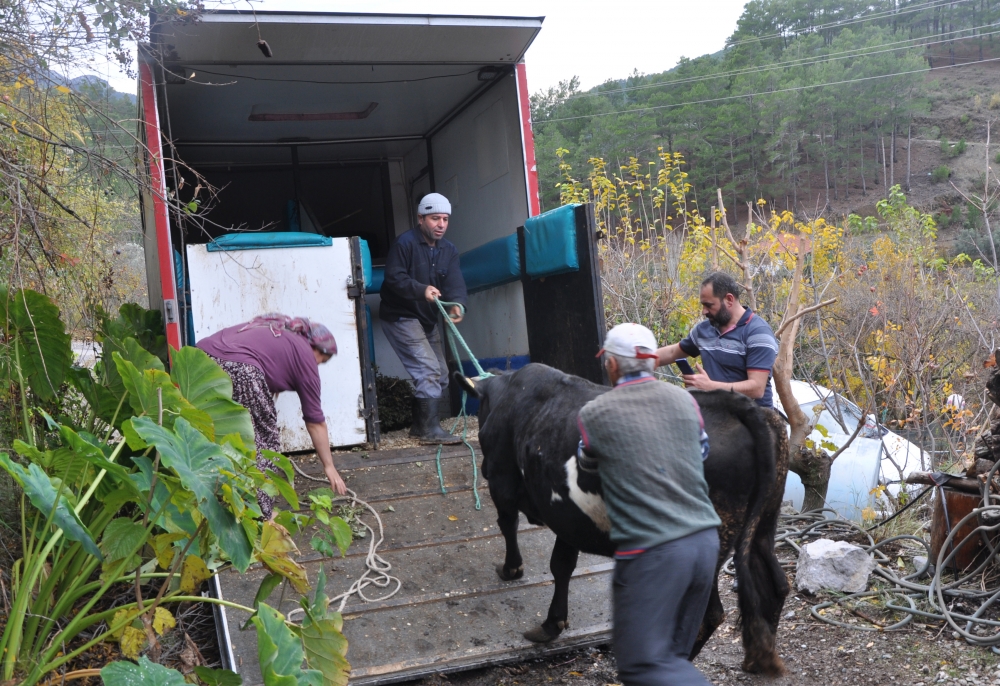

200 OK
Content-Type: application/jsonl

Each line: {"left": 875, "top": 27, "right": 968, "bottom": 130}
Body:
{"left": 379, "top": 227, "right": 468, "bottom": 333}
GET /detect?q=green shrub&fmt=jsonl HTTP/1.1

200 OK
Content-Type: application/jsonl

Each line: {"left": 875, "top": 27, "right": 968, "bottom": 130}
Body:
{"left": 931, "top": 165, "right": 951, "bottom": 183}
{"left": 0, "top": 294, "right": 351, "bottom": 686}
{"left": 941, "top": 139, "right": 967, "bottom": 158}
{"left": 934, "top": 208, "right": 953, "bottom": 228}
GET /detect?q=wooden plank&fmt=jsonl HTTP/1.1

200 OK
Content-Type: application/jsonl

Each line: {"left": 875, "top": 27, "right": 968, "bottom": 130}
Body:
{"left": 218, "top": 444, "right": 613, "bottom": 686}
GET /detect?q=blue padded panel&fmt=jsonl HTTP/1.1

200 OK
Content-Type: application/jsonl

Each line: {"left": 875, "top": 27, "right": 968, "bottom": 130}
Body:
{"left": 523, "top": 204, "right": 579, "bottom": 278}
{"left": 370, "top": 266, "right": 385, "bottom": 294}
{"left": 206, "top": 232, "right": 333, "bottom": 252}
{"left": 460, "top": 234, "right": 521, "bottom": 294}
{"left": 359, "top": 239, "right": 373, "bottom": 289}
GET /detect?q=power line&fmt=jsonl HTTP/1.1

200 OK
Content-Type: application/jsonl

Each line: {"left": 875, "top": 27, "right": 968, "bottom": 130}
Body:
{"left": 562, "top": 21, "right": 1000, "bottom": 102}
{"left": 724, "top": 0, "right": 974, "bottom": 49}
{"left": 535, "top": 55, "right": 1000, "bottom": 125}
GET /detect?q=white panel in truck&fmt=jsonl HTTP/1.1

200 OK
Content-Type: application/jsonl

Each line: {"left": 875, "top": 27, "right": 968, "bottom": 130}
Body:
{"left": 185, "top": 240, "right": 366, "bottom": 451}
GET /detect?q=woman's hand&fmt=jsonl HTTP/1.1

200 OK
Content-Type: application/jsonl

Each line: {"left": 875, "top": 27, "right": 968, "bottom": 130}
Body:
{"left": 305, "top": 421, "right": 347, "bottom": 495}
{"left": 325, "top": 464, "right": 347, "bottom": 496}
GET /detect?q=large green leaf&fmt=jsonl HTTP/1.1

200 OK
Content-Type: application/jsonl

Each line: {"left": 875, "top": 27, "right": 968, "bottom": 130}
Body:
{"left": 0, "top": 288, "right": 72, "bottom": 401}
{"left": 66, "top": 366, "right": 122, "bottom": 425}
{"left": 0, "top": 453, "right": 101, "bottom": 558}
{"left": 170, "top": 346, "right": 255, "bottom": 446}
{"left": 193, "top": 666, "right": 243, "bottom": 686}
{"left": 114, "top": 353, "right": 187, "bottom": 422}
{"left": 123, "top": 336, "right": 165, "bottom": 373}
{"left": 100, "top": 517, "right": 146, "bottom": 562}
{"left": 101, "top": 656, "right": 188, "bottom": 686}
{"left": 131, "top": 417, "right": 252, "bottom": 571}
{"left": 58, "top": 425, "right": 139, "bottom": 498}
{"left": 114, "top": 353, "right": 216, "bottom": 439}
{"left": 299, "top": 567, "right": 350, "bottom": 686}
{"left": 300, "top": 617, "right": 350, "bottom": 686}
{"left": 97, "top": 303, "right": 168, "bottom": 368}
{"left": 130, "top": 456, "right": 198, "bottom": 535}
{"left": 252, "top": 604, "right": 324, "bottom": 686}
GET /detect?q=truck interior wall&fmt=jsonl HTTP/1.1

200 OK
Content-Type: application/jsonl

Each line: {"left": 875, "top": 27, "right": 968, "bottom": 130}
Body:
{"left": 427, "top": 74, "right": 529, "bottom": 362}
{"left": 387, "top": 159, "right": 411, "bottom": 238}
{"left": 179, "top": 161, "right": 395, "bottom": 258}
{"left": 140, "top": 189, "right": 162, "bottom": 311}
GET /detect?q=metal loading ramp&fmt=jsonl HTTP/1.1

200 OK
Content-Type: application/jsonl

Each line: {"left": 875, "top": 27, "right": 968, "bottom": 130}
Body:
{"left": 216, "top": 443, "right": 613, "bottom": 686}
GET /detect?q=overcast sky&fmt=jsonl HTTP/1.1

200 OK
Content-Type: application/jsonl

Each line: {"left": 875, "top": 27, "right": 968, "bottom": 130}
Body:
{"left": 93, "top": 0, "right": 748, "bottom": 95}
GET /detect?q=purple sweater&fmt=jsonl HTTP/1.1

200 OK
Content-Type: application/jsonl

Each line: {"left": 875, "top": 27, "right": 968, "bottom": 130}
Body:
{"left": 198, "top": 324, "right": 325, "bottom": 424}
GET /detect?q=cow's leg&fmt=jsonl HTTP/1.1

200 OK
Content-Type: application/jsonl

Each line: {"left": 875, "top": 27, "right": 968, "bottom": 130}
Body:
{"left": 495, "top": 504, "right": 524, "bottom": 581}
{"left": 524, "top": 537, "right": 578, "bottom": 643}
{"left": 690, "top": 510, "right": 740, "bottom": 658}
{"left": 739, "top": 507, "right": 789, "bottom": 677}
{"left": 689, "top": 569, "right": 724, "bottom": 660}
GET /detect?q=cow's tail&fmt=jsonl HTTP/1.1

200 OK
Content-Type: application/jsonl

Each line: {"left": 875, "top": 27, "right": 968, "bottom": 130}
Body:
{"left": 732, "top": 402, "right": 789, "bottom": 677}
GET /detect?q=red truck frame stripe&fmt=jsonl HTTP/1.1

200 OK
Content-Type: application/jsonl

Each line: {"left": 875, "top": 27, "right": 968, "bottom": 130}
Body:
{"left": 139, "top": 61, "right": 182, "bottom": 351}
{"left": 515, "top": 62, "right": 540, "bottom": 217}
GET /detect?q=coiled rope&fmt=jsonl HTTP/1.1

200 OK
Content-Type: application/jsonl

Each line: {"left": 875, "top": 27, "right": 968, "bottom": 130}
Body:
{"left": 290, "top": 464, "right": 402, "bottom": 613}
{"left": 285, "top": 300, "right": 489, "bottom": 611}
{"left": 754, "top": 467, "right": 1000, "bottom": 649}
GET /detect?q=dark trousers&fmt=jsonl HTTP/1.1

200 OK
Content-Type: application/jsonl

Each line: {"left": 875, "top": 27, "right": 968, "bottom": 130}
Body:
{"left": 613, "top": 527, "right": 720, "bottom": 686}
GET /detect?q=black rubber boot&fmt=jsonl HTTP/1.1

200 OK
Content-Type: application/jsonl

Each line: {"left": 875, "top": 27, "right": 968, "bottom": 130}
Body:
{"left": 417, "top": 397, "right": 461, "bottom": 445}
{"left": 408, "top": 397, "right": 424, "bottom": 438}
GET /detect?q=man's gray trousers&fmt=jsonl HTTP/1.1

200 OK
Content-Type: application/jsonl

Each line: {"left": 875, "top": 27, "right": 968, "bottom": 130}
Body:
{"left": 381, "top": 317, "right": 449, "bottom": 398}
{"left": 612, "top": 527, "right": 720, "bottom": 686}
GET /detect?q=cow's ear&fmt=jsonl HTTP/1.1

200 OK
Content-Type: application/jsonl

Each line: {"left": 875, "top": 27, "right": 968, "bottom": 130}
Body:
{"left": 451, "top": 371, "right": 481, "bottom": 398}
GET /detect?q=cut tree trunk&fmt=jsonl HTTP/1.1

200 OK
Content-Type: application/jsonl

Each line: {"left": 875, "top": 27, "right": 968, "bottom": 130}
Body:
{"left": 792, "top": 447, "right": 833, "bottom": 513}
{"left": 906, "top": 122, "right": 912, "bottom": 192}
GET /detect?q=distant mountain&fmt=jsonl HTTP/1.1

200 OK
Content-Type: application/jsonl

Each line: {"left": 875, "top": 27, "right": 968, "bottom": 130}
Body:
{"left": 69, "top": 75, "right": 136, "bottom": 104}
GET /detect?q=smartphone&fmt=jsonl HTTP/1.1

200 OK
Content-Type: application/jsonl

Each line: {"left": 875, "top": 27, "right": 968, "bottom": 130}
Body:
{"left": 675, "top": 359, "right": 695, "bottom": 376}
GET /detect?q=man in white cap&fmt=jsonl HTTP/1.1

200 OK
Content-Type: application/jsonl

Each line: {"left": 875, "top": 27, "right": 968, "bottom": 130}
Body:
{"left": 576, "top": 323, "right": 720, "bottom": 686}
{"left": 380, "top": 193, "right": 467, "bottom": 444}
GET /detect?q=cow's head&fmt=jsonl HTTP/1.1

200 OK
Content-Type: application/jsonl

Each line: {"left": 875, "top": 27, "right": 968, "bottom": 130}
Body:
{"left": 452, "top": 371, "right": 505, "bottom": 426}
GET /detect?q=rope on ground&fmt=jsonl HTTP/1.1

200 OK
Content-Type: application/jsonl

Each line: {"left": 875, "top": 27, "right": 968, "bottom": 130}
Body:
{"left": 432, "top": 298, "right": 488, "bottom": 510}
{"left": 290, "top": 462, "right": 402, "bottom": 614}
{"left": 756, "top": 470, "right": 1000, "bottom": 649}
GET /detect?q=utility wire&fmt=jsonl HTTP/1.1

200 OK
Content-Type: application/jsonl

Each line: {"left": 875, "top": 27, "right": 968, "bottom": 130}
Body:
{"left": 724, "top": 0, "right": 975, "bottom": 49}
{"left": 561, "top": 21, "right": 1000, "bottom": 102}
{"left": 535, "top": 55, "right": 1000, "bottom": 125}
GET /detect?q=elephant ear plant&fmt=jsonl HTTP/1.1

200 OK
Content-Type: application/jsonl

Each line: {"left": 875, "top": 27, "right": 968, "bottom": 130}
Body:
{"left": 0, "top": 290, "right": 352, "bottom": 686}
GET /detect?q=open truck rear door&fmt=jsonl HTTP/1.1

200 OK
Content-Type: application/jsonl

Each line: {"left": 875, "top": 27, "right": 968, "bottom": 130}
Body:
{"left": 139, "top": 13, "right": 613, "bottom": 680}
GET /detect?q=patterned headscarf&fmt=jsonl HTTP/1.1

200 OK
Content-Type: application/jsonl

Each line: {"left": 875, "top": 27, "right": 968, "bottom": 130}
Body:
{"left": 239, "top": 313, "right": 337, "bottom": 356}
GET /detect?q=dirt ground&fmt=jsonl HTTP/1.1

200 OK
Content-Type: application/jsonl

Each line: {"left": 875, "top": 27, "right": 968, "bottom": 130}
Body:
{"left": 414, "top": 577, "right": 1000, "bottom": 686}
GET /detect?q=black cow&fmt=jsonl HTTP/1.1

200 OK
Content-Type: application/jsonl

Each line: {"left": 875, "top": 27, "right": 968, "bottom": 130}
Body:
{"left": 455, "top": 363, "right": 790, "bottom": 676}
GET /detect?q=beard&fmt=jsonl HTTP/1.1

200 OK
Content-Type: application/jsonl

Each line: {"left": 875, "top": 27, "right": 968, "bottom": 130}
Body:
{"left": 706, "top": 303, "right": 733, "bottom": 330}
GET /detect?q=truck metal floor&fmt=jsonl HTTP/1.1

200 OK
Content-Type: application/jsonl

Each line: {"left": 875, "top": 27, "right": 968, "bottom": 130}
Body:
{"left": 216, "top": 443, "right": 613, "bottom": 686}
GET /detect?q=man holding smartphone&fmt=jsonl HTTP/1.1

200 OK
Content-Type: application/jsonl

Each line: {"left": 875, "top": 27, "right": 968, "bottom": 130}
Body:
{"left": 655, "top": 272, "right": 778, "bottom": 409}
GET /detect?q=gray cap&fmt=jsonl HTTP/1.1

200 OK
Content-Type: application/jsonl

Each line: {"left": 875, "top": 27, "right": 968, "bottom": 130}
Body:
{"left": 417, "top": 192, "right": 452, "bottom": 216}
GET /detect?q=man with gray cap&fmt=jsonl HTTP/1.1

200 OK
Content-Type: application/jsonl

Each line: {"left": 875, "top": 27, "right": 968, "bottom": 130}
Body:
{"left": 577, "top": 323, "right": 720, "bottom": 686}
{"left": 380, "top": 193, "right": 467, "bottom": 444}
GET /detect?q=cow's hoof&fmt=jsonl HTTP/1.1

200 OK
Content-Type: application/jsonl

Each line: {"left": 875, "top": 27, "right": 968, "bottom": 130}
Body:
{"left": 523, "top": 626, "right": 558, "bottom": 643}
{"left": 495, "top": 563, "right": 524, "bottom": 581}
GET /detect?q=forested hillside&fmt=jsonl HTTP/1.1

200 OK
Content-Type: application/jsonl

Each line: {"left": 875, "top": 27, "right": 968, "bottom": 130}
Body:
{"left": 532, "top": 0, "right": 1000, "bottom": 222}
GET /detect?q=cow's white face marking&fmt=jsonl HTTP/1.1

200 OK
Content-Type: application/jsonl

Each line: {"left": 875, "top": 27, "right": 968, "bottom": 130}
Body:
{"left": 551, "top": 490, "right": 563, "bottom": 503}
{"left": 564, "top": 457, "right": 610, "bottom": 533}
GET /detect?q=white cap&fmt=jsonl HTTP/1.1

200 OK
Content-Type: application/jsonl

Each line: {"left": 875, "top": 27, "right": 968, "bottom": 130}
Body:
{"left": 417, "top": 192, "right": 452, "bottom": 216}
{"left": 597, "top": 323, "right": 659, "bottom": 359}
